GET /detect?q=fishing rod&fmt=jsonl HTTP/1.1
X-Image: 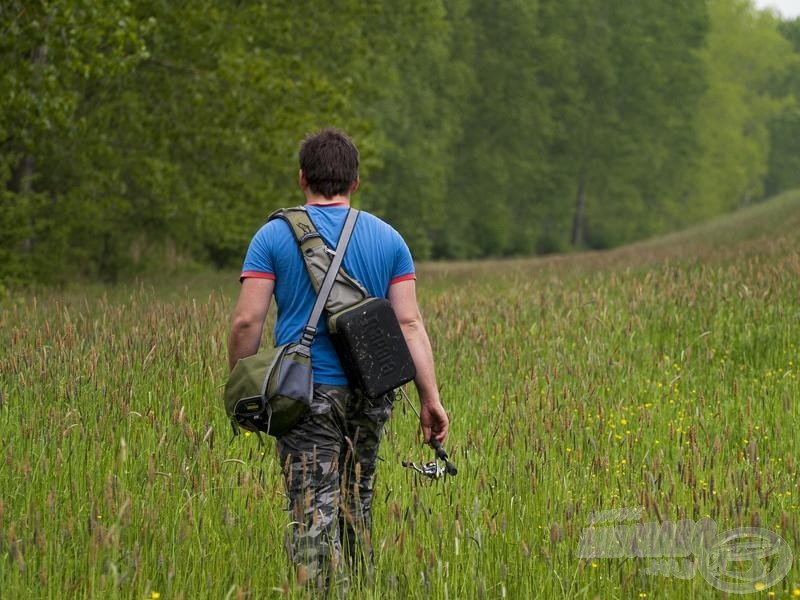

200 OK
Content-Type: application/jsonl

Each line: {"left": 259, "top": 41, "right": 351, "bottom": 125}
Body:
{"left": 398, "top": 388, "right": 458, "bottom": 480}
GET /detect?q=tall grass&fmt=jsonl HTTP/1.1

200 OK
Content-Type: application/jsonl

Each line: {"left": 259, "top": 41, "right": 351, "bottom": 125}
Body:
{"left": 2, "top": 193, "right": 800, "bottom": 598}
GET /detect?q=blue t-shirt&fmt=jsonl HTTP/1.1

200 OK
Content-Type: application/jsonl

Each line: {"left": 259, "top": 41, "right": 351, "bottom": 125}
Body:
{"left": 240, "top": 203, "right": 415, "bottom": 385}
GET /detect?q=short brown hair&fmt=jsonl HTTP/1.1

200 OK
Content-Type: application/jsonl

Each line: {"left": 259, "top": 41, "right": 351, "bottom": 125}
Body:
{"left": 299, "top": 128, "right": 360, "bottom": 198}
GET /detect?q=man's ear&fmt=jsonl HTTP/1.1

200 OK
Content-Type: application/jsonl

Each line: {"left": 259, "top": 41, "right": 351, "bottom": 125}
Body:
{"left": 298, "top": 170, "right": 308, "bottom": 190}
{"left": 349, "top": 176, "right": 360, "bottom": 195}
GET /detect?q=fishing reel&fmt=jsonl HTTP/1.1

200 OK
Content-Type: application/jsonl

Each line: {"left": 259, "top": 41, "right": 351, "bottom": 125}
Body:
{"left": 402, "top": 438, "right": 458, "bottom": 480}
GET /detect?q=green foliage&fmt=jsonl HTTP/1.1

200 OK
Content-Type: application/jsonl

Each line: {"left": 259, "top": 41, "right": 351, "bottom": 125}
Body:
{"left": 0, "top": 0, "right": 150, "bottom": 281}
{"left": 1, "top": 0, "right": 799, "bottom": 283}
{"left": 689, "top": 0, "right": 797, "bottom": 219}
{"left": 765, "top": 18, "right": 800, "bottom": 196}
{"left": 359, "top": 0, "right": 462, "bottom": 260}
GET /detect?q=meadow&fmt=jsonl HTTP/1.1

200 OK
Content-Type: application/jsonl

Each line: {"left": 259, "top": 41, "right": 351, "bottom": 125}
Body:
{"left": 1, "top": 192, "right": 800, "bottom": 599}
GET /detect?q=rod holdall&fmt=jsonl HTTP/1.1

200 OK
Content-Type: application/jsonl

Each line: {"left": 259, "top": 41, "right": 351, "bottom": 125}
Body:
{"left": 328, "top": 297, "right": 416, "bottom": 398}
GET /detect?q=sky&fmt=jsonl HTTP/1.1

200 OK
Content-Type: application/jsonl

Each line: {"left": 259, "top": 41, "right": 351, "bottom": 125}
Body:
{"left": 752, "top": 0, "right": 800, "bottom": 18}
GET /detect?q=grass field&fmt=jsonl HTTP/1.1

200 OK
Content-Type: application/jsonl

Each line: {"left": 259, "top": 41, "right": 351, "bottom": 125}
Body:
{"left": 2, "top": 192, "right": 800, "bottom": 599}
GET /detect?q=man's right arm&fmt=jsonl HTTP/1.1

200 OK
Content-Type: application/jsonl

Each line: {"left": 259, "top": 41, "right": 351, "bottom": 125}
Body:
{"left": 388, "top": 278, "right": 449, "bottom": 444}
{"left": 227, "top": 277, "right": 274, "bottom": 371}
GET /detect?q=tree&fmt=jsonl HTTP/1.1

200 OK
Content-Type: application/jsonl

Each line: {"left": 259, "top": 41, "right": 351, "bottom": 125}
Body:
{"left": 443, "top": 0, "right": 557, "bottom": 257}
{"left": 539, "top": 0, "right": 708, "bottom": 249}
{"left": 688, "top": 0, "right": 796, "bottom": 219}
{"left": 765, "top": 17, "right": 800, "bottom": 196}
{"left": 0, "top": 0, "right": 148, "bottom": 282}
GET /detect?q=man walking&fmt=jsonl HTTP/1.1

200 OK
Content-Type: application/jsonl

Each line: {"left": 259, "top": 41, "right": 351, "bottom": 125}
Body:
{"left": 227, "top": 128, "right": 449, "bottom": 592}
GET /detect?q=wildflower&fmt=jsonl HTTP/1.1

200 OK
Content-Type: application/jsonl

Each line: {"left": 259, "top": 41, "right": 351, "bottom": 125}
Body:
{"left": 754, "top": 582, "right": 767, "bottom": 591}
{"left": 150, "top": 593, "right": 161, "bottom": 600}
{"left": 792, "top": 588, "right": 800, "bottom": 597}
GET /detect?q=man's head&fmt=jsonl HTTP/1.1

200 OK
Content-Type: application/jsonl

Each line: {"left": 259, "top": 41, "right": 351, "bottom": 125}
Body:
{"left": 299, "top": 128, "right": 360, "bottom": 199}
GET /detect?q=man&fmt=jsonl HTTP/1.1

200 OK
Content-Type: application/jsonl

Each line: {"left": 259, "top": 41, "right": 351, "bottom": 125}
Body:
{"left": 227, "top": 128, "right": 449, "bottom": 591}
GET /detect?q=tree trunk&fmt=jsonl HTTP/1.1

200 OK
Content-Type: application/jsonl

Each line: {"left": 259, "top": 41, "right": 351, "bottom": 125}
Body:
{"left": 8, "top": 156, "right": 35, "bottom": 253}
{"left": 7, "top": 44, "right": 49, "bottom": 253}
{"left": 570, "top": 174, "right": 587, "bottom": 246}
{"left": 8, "top": 155, "right": 35, "bottom": 195}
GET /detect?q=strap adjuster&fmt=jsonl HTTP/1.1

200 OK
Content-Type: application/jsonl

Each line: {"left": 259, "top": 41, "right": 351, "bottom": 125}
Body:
{"left": 300, "top": 325, "right": 316, "bottom": 346}
{"left": 298, "top": 231, "right": 321, "bottom": 245}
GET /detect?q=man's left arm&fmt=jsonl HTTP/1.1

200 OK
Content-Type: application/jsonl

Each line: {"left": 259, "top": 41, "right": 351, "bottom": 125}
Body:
{"left": 388, "top": 278, "right": 449, "bottom": 444}
{"left": 227, "top": 277, "right": 274, "bottom": 370}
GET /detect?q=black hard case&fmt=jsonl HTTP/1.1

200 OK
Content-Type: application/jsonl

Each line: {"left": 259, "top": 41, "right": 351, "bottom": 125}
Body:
{"left": 328, "top": 297, "right": 416, "bottom": 398}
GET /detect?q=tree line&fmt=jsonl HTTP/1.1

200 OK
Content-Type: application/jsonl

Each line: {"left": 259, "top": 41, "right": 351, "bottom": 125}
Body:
{"left": 2, "top": 0, "right": 799, "bottom": 284}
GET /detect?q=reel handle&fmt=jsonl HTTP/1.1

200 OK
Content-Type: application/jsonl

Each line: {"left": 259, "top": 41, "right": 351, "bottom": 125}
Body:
{"left": 430, "top": 438, "right": 458, "bottom": 476}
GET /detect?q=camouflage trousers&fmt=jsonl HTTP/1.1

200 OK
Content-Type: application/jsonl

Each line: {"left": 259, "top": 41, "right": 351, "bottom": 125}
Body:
{"left": 276, "top": 384, "right": 394, "bottom": 594}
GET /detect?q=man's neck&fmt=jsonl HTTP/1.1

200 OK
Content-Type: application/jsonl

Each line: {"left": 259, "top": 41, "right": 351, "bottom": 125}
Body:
{"left": 304, "top": 193, "right": 351, "bottom": 206}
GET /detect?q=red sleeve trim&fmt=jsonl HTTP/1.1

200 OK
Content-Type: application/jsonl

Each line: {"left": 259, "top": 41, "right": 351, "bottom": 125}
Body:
{"left": 390, "top": 273, "right": 416, "bottom": 285}
{"left": 240, "top": 271, "right": 276, "bottom": 282}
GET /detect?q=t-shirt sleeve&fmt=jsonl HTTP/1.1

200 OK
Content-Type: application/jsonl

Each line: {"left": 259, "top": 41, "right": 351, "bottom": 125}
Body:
{"left": 390, "top": 228, "right": 416, "bottom": 284}
{"left": 240, "top": 222, "right": 277, "bottom": 282}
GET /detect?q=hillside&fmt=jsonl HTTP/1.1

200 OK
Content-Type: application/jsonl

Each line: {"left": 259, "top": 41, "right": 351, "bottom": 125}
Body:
{"left": 419, "top": 190, "right": 800, "bottom": 283}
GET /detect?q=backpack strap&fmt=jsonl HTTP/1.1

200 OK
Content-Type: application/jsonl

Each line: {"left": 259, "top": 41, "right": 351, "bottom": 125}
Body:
{"left": 269, "top": 206, "right": 368, "bottom": 314}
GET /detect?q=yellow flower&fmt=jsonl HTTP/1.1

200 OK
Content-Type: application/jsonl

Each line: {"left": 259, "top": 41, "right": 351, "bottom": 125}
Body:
{"left": 150, "top": 593, "right": 161, "bottom": 600}
{"left": 792, "top": 589, "right": 800, "bottom": 597}
{"left": 754, "top": 582, "right": 767, "bottom": 591}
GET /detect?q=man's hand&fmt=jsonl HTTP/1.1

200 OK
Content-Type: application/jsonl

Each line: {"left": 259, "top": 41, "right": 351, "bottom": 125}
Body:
{"left": 420, "top": 398, "right": 449, "bottom": 445}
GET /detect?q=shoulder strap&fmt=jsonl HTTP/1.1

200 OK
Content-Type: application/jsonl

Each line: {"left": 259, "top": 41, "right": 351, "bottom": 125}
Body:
{"left": 268, "top": 206, "right": 325, "bottom": 261}
{"left": 270, "top": 206, "right": 367, "bottom": 313}
{"left": 299, "top": 208, "right": 359, "bottom": 345}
